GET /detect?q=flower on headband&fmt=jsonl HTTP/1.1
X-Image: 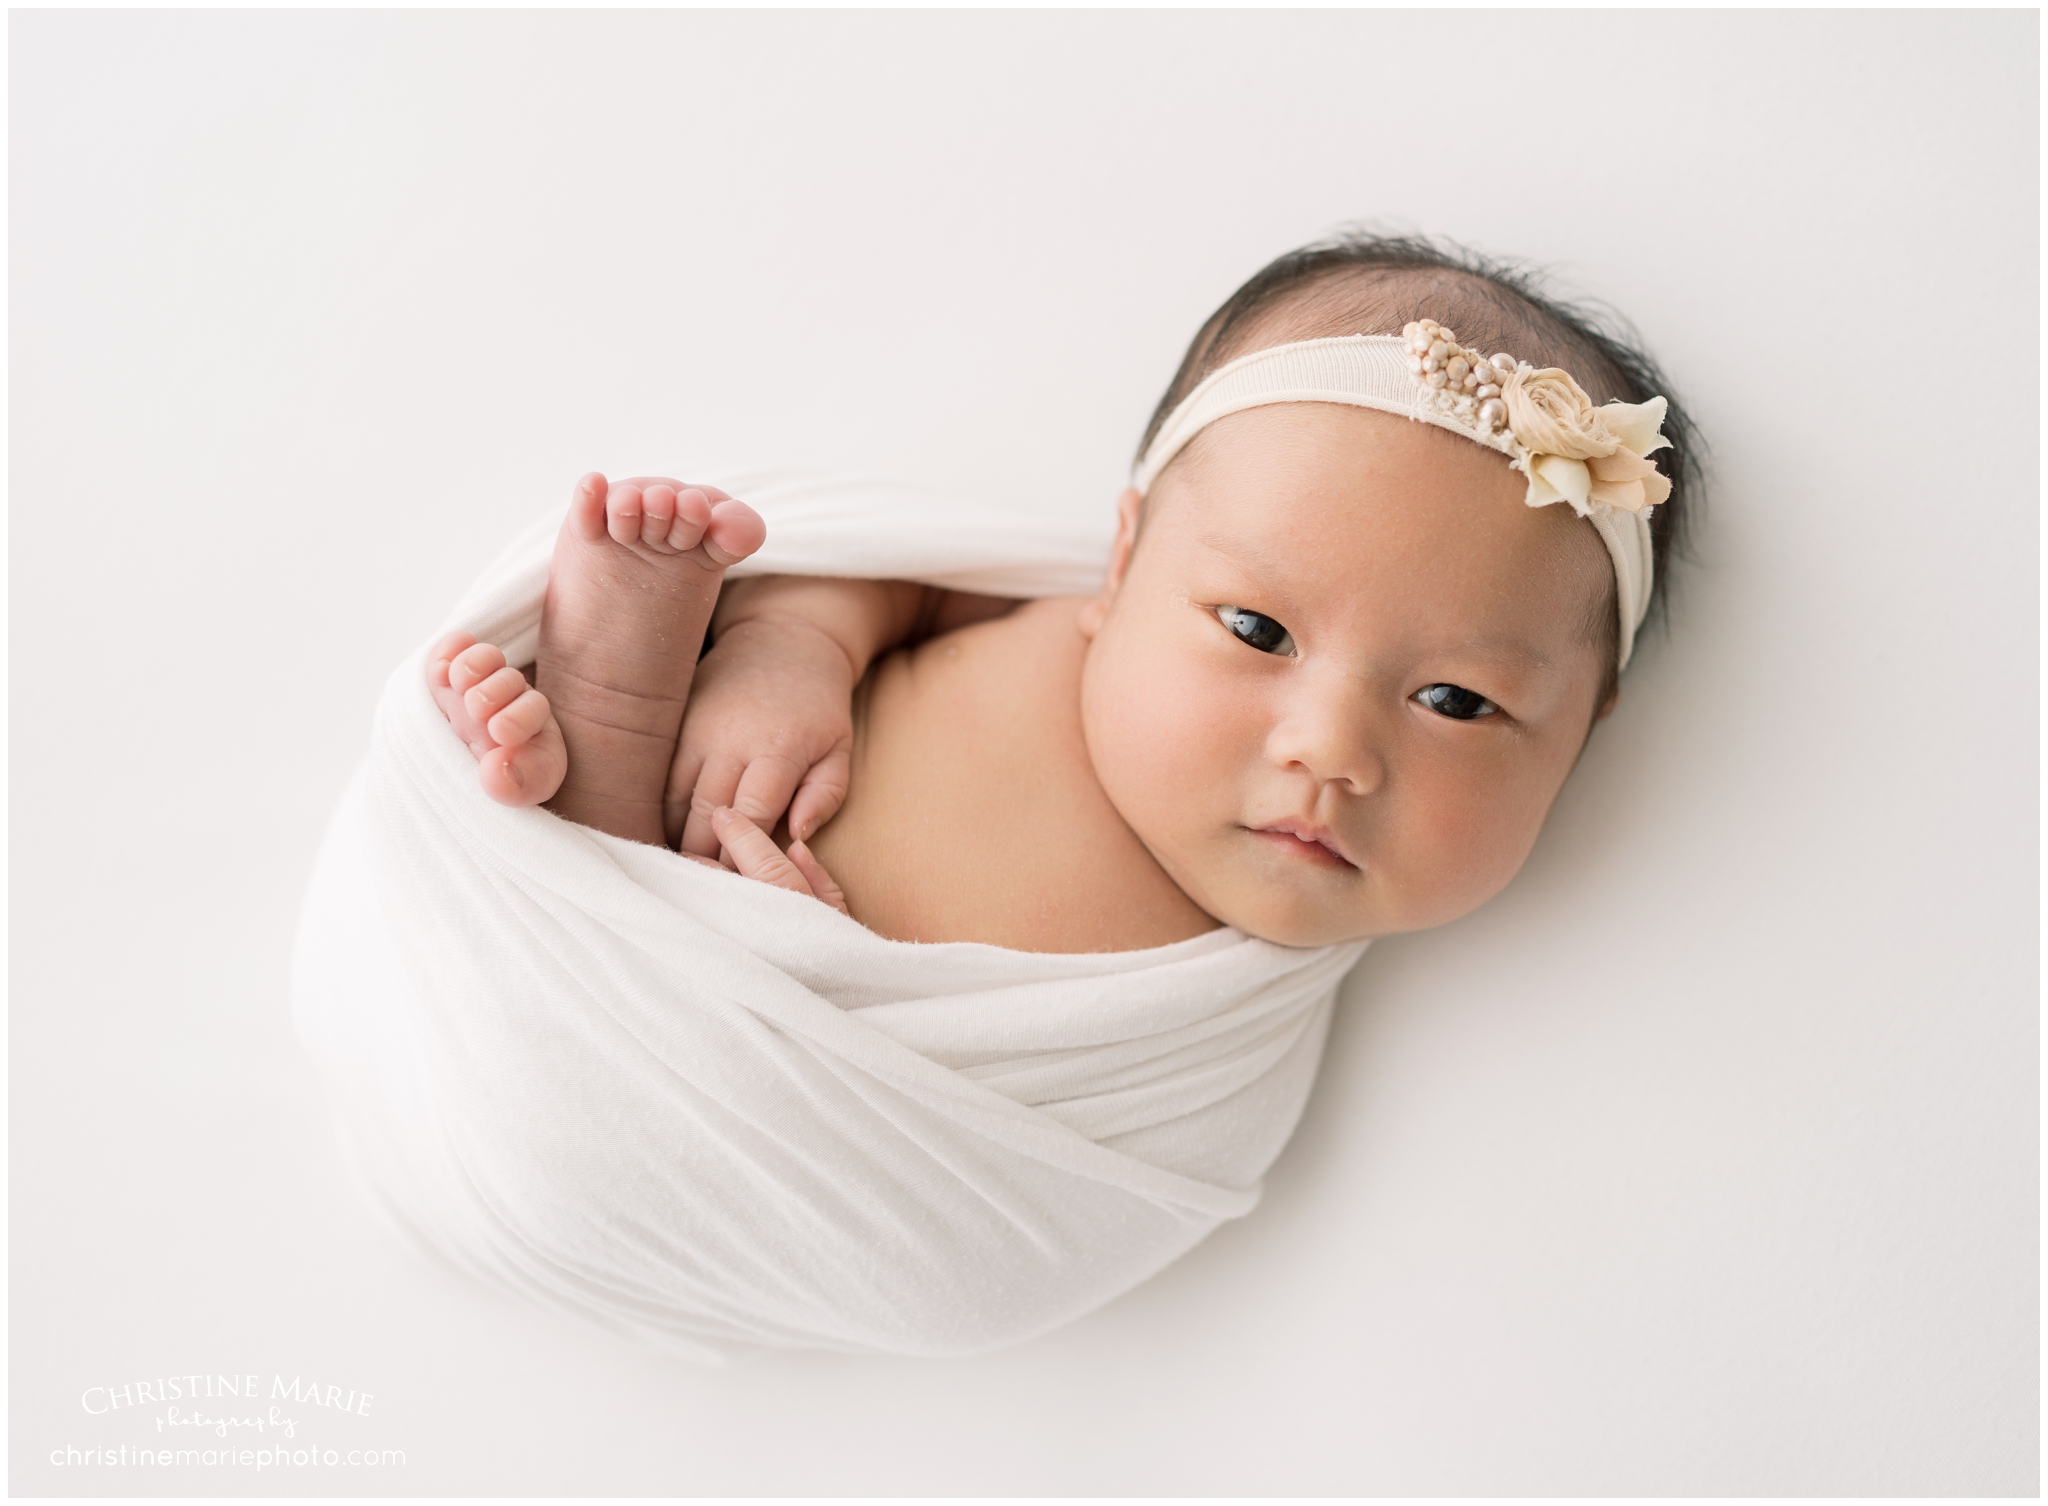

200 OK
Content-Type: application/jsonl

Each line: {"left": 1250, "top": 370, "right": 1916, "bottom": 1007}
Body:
{"left": 1401, "top": 319, "right": 1673, "bottom": 518}
{"left": 1503, "top": 368, "right": 1608, "bottom": 460}
{"left": 1505, "top": 368, "right": 1672, "bottom": 517}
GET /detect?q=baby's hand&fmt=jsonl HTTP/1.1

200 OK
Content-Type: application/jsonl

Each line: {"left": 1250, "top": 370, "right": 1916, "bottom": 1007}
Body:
{"left": 683, "top": 807, "right": 849, "bottom": 915}
{"left": 665, "top": 615, "right": 857, "bottom": 857}
{"left": 424, "top": 631, "right": 569, "bottom": 806}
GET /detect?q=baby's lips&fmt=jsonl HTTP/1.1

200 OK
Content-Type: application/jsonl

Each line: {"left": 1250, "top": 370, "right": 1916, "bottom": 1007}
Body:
{"left": 1248, "top": 820, "right": 1359, "bottom": 870}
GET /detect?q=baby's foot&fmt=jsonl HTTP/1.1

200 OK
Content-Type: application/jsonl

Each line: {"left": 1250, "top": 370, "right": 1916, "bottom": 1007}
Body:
{"left": 537, "top": 472, "right": 766, "bottom": 846}
{"left": 424, "top": 631, "right": 568, "bottom": 806}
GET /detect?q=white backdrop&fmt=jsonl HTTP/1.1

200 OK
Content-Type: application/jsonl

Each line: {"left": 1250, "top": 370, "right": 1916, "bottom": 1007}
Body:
{"left": 11, "top": 9, "right": 2036, "bottom": 1495}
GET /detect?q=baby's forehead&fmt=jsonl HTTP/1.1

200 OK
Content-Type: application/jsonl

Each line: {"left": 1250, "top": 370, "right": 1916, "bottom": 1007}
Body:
{"left": 1144, "top": 405, "right": 1613, "bottom": 632}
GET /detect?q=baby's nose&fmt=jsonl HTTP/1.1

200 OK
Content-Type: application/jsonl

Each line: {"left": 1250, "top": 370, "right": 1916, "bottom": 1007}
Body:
{"left": 1263, "top": 679, "right": 1386, "bottom": 795}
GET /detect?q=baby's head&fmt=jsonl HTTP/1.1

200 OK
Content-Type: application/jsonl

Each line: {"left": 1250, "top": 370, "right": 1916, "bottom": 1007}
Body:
{"left": 1077, "top": 233, "right": 1697, "bottom": 947}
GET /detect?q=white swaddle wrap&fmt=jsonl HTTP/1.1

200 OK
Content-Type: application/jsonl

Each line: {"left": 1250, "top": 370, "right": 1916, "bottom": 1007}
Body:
{"left": 292, "top": 469, "right": 1367, "bottom": 1363}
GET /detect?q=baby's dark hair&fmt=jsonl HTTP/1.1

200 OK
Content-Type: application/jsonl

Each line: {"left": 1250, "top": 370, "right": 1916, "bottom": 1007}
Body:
{"left": 1139, "top": 230, "right": 1700, "bottom": 678}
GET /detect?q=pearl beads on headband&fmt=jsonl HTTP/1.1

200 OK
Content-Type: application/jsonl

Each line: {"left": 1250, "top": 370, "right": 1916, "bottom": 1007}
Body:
{"left": 1404, "top": 319, "right": 1522, "bottom": 438}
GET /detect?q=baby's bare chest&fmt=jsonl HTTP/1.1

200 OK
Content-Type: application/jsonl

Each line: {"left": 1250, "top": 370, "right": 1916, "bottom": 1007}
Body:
{"left": 805, "top": 598, "right": 1218, "bottom": 952}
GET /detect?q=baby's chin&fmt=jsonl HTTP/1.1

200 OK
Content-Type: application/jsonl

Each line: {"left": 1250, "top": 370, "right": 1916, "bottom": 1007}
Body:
{"left": 1208, "top": 895, "right": 1380, "bottom": 948}
{"left": 1186, "top": 852, "right": 1512, "bottom": 948}
{"left": 1176, "top": 859, "right": 1386, "bottom": 948}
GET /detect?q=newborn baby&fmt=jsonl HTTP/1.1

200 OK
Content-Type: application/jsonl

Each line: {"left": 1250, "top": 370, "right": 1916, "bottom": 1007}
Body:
{"left": 425, "top": 239, "right": 1689, "bottom": 954}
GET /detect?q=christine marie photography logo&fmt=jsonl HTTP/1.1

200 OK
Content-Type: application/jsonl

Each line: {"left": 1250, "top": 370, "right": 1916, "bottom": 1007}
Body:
{"left": 52, "top": 1370, "right": 404, "bottom": 1476}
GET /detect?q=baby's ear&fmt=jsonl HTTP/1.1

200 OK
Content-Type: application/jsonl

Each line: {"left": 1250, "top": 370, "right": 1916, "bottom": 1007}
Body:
{"left": 1079, "top": 488, "right": 1146, "bottom": 639}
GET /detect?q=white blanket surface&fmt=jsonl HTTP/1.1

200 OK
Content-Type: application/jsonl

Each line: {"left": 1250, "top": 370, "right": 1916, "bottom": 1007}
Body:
{"left": 292, "top": 469, "right": 1367, "bottom": 1362}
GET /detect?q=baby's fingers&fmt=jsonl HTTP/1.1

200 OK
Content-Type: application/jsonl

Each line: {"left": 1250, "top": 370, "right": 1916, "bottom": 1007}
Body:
{"left": 787, "top": 749, "right": 851, "bottom": 843}
{"left": 663, "top": 747, "right": 706, "bottom": 852}
{"left": 678, "top": 752, "right": 746, "bottom": 859}
{"left": 729, "top": 754, "right": 805, "bottom": 837}
{"left": 787, "top": 839, "right": 850, "bottom": 915}
{"left": 710, "top": 808, "right": 824, "bottom": 903}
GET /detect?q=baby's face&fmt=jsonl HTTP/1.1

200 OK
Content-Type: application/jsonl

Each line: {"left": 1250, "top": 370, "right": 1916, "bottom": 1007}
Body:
{"left": 1078, "top": 402, "right": 1615, "bottom": 947}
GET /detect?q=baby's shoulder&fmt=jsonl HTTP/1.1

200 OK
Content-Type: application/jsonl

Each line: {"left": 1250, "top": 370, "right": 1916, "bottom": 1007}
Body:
{"left": 822, "top": 593, "right": 1214, "bottom": 951}
{"left": 898, "top": 594, "right": 1091, "bottom": 704}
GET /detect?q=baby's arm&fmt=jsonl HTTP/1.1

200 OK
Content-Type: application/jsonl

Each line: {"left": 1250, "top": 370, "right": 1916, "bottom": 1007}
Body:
{"left": 667, "top": 577, "right": 1016, "bottom": 856}
{"left": 425, "top": 629, "right": 852, "bottom": 911}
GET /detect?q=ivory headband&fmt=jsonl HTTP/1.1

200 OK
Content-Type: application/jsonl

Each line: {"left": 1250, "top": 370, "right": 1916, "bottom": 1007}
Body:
{"left": 1131, "top": 325, "right": 1672, "bottom": 670}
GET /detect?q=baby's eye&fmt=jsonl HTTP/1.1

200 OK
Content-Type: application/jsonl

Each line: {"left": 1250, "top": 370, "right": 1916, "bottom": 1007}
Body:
{"left": 1414, "top": 683, "right": 1499, "bottom": 720}
{"left": 1216, "top": 606, "right": 1295, "bottom": 656}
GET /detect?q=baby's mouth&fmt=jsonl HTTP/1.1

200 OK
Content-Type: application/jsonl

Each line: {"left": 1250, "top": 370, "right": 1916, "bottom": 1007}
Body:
{"left": 1246, "top": 823, "right": 1358, "bottom": 871}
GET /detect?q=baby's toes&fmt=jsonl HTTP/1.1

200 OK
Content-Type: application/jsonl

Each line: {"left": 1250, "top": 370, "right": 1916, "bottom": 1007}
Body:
{"left": 429, "top": 638, "right": 503, "bottom": 747}
{"left": 698, "top": 498, "right": 766, "bottom": 569}
{"left": 658, "top": 486, "right": 716, "bottom": 556}
{"left": 477, "top": 718, "right": 567, "bottom": 808}
{"left": 605, "top": 481, "right": 646, "bottom": 547}
{"left": 426, "top": 630, "right": 478, "bottom": 689}
{"left": 565, "top": 472, "right": 610, "bottom": 543}
{"left": 483, "top": 685, "right": 552, "bottom": 750}
{"left": 460, "top": 664, "right": 531, "bottom": 732}
{"left": 427, "top": 674, "right": 482, "bottom": 746}
{"left": 447, "top": 641, "right": 508, "bottom": 695}
{"left": 636, "top": 484, "right": 680, "bottom": 551}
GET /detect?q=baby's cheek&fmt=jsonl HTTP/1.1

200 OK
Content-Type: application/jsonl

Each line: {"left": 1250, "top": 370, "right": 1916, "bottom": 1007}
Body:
{"left": 1096, "top": 678, "right": 1203, "bottom": 794}
{"left": 1084, "top": 637, "right": 1241, "bottom": 826}
{"left": 1393, "top": 763, "right": 1553, "bottom": 927}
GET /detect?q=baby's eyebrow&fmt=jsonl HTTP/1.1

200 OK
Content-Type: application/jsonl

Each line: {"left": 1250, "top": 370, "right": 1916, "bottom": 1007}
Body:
{"left": 1450, "top": 638, "right": 1558, "bottom": 673}
{"left": 1196, "top": 531, "right": 1289, "bottom": 578}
